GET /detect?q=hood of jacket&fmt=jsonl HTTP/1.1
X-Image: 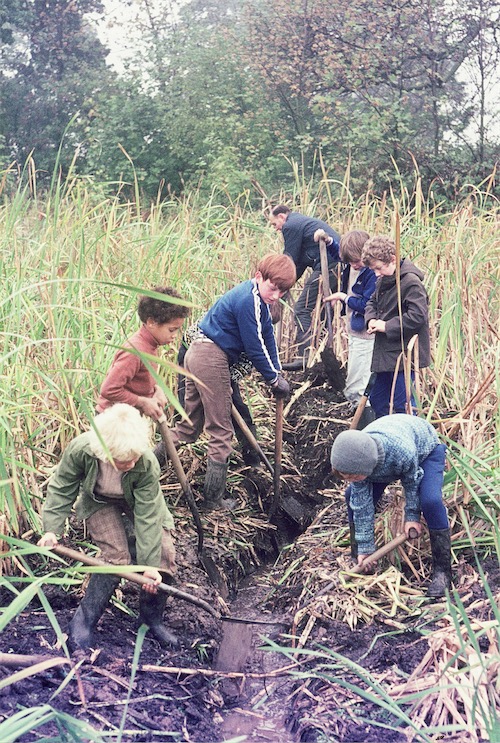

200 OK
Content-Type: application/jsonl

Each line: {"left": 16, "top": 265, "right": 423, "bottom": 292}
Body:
{"left": 381, "top": 258, "right": 424, "bottom": 286}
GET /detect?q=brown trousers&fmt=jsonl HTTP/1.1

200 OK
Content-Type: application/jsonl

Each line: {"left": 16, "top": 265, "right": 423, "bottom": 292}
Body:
{"left": 170, "top": 340, "right": 234, "bottom": 463}
{"left": 86, "top": 501, "right": 176, "bottom": 577}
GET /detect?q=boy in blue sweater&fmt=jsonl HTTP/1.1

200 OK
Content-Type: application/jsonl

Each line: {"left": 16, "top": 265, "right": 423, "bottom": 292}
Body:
{"left": 330, "top": 414, "right": 452, "bottom": 597}
{"left": 324, "top": 229, "right": 376, "bottom": 406}
{"left": 156, "top": 254, "right": 296, "bottom": 508}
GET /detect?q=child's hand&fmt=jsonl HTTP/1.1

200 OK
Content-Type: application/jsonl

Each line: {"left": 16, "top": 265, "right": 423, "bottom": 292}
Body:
{"left": 404, "top": 521, "right": 422, "bottom": 538}
{"left": 367, "top": 319, "right": 386, "bottom": 334}
{"left": 38, "top": 532, "right": 58, "bottom": 548}
{"left": 324, "top": 291, "right": 347, "bottom": 305}
{"left": 271, "top": 375, "right": 290, "bottom": 399}
{"left": 142, "top": 568, "right": 162, "bottom": 594}
{"left": 357, "top": 553, "right": 376, "bottom": 573}
{"left": 153, "top": 386, "right": 168, "bottom": 408}
{"left": 137, "top": 396, "right": 165, "bottom": 421}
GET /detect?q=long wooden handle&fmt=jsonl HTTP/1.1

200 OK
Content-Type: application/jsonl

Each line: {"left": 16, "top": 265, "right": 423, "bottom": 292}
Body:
{"left": 50, "top": 543, "right": 218, "bottom": 616}
{"left": 319, "top": 237, "right": 333, "bottom": 344}
{"left": 157, "top": 416, "right": 190, "bottom": 492}
{"left": 270, "top": 398, "right": 284, "bottom": 516}
{"left": 349, "top": 372, "right": 377, "bottom": 430}
{"left": 350, "top": 526, "right": 419, "bottom": 574}
{"left": 157, "top": 416, "right": 204, "bottom": 553}
{"left": 231, "top": 404, "right": 274, "bottom": 476}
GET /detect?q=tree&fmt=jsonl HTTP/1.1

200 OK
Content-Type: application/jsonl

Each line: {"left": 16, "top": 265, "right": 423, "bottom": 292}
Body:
{"left": 241, "top": 0, "right": 499, "bottom": 196}
{"left": 82, "top": 0, "right": 287, "bottom": 198}
{"left": 0, "top": 0, "right": 113, "bottom": 180}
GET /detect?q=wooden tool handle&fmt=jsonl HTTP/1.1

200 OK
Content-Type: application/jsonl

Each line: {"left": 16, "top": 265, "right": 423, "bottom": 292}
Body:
{"left": 157, "top": 415, "right": 189, "bottom": 491}
{"left": 50, "top": 543, "right": 218, "bottom": 616}
{"left": 349, "top": 372, "right": 376, "bottom": 430}
{"left": 319, "top": 237, "right": 334, "bottom": 343}
{"left": 157, "top": 415, "right": 205, "bottom": 553}
{"left": 231, "top": 404, "right": 274, "bottom": 476}
{"left": 350, "top": 527, "right": 419, "bottom": 574}
{"left": 270, "top": 397, "right": 284, "bottom": 516}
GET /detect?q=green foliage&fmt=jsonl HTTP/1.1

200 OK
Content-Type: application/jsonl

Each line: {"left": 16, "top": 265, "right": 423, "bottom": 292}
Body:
{"left": 0, "top": 704, "right": 105, "bottom": 743}
{"left": 0, "top": 0, "right": 113, "bottom": 181}
{"left": 241, "top": 0, "right": 500, "bottom": 199}
{"left": 1, "top": 0, "right": 498, "bottom": 200}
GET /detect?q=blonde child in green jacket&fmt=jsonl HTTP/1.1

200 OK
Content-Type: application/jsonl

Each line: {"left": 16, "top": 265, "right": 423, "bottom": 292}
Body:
{"left": 38, "top": 403, "right": 178, "bottom": 650}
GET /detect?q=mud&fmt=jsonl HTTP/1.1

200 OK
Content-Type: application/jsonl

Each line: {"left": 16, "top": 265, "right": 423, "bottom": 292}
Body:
{"left": 1, "top": 371, "right": 498, "bottom": 742}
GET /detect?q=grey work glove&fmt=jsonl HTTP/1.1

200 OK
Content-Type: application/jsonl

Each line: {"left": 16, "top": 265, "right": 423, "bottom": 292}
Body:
{"left": 271, "top": 375, "right": 290, "bottom": 399}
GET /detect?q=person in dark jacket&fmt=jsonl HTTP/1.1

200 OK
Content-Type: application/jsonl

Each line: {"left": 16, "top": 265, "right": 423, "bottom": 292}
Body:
{"left": 269, "top": 205, "right": 341, "bottom": 370}
{"left": 330, "top": 414, "right": 452, "bottom": 598}
{"left": 361, "top": 236, "right": 431, "bottom": 418}
{"left": 38, "top": 404, "right": 178, "bottom": 650}
{"left": 324, "top": 230, "right": 376, "bottom": 406}
{"left": 156, "top": 254, "right": 297, "bottom": 508}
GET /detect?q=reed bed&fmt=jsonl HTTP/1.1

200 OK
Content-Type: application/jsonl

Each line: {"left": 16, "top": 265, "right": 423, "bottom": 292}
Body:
{"left": 0, "top": 161, "right": 498, "bottom": 741}
{"left": 0, "top": 161, "right": 498, "bottom": 547}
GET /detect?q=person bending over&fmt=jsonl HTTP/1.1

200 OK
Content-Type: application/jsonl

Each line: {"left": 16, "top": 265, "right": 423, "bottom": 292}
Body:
{"left": 38, "top": 404, "right": 178, "bottom": 649}
{"left": 330, "top": 414, "right": 451, "bottom": 597}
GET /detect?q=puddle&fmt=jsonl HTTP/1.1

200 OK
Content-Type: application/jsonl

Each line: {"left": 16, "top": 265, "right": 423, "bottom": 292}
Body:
{"left": 213, "top": 577, "right": 295, "bottom": 742}
{"left": 220, "top": 708, "right": 294, "bottom": 742}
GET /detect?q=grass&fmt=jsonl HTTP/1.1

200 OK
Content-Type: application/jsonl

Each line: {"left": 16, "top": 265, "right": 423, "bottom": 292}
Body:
{"left": 0, "top": 157, "right": 499, "bottom": 739}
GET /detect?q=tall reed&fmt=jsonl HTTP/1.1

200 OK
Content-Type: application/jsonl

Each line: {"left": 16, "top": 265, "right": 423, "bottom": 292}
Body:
{"left": 0, "top": 158, "right": 498, "bottom": 546}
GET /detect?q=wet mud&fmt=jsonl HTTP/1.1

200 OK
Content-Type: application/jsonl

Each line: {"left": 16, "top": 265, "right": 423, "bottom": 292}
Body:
{"left": 1, "top": 369, "right": 498, "bottom": 742}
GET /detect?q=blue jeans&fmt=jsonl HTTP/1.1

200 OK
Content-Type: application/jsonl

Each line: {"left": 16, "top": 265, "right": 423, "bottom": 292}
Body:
{"left": 369, "top": 371, "right": 416, "bottom": 418}
{"left": 345, "top": 443, "right": 449, "bottom": 530}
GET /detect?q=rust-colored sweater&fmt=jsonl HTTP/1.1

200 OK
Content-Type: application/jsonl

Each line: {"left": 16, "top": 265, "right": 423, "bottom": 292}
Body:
{"left": 96, "top": 325, "right": 159, "bottom": 412}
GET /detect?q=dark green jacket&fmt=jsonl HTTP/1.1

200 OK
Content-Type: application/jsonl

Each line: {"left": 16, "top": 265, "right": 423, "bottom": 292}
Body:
{"left": 42, "top": 432, "right": 174, "bottom": 567}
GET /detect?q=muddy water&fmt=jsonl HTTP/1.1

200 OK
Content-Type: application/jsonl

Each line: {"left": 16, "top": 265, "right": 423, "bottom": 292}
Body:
{"left": 214, "top": 578, "right": 296, "bottom": 742}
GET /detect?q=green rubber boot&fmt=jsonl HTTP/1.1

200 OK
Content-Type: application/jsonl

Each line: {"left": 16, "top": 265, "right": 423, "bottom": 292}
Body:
{"left": 203, "top": 458, "right": 234, "bottom": 509}
{"left": 139, "top": 589, "right": 179, "bottom": 647}
{"left": 68, "top": 574, "right": 119, "bottom": 650}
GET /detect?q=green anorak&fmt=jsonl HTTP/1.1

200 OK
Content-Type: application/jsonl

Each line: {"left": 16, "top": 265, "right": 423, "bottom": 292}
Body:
{"left": 42, "top": 432, "right": 174, "bottom": 568}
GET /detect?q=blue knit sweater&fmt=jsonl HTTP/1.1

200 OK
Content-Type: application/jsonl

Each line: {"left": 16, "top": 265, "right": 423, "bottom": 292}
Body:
{"left": 350, "top": 415, "right": 440, "bottom": 553}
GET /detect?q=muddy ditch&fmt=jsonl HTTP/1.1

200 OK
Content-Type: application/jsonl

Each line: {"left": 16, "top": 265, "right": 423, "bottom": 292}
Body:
{"left": 1, "top": 363, "right": 498, "bottom": 742}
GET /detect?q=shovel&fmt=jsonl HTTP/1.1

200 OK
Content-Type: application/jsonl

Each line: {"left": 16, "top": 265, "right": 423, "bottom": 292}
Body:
{"left": 350, "top": 372, "right": 377, "bottom": 431}
{"left": 319, "top": 237, "right": 345, "bottom": 391}
{"left": 50, "top": 542, "right": 219, "bottom": 616}
{"left": 270, "top": 397, "right": 284, "bottom": 517}
{"left": 316, "top": 527, "right": 419, "bottom": 598}
{"left": 157, "top": 415, "right": 228, "bottom": 598}
{"left": 350, "top": 526, "right": 419, "bottom": 574}
{"left": 43, "top": 542, "right": 278, "bottom": 626}
{"left": 319, "top": 236, "right": 334, "bottom": 347}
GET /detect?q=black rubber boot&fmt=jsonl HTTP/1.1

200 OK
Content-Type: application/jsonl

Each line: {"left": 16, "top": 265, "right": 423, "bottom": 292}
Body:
{"left": 349, "top": 521, "right": 358, "bottom": 559}
{"left": 153, "top": 441, "right": 168, "bottom": 469}
{"left": 139, "top": 590, "right": 179, "bottom": 647}
{"left": 68, "top": 574, "right": 119, "bottom": 650}
{"left": 242, "top": 445, "right": 262, "bottom": 467}
{"left": 427, "top": 528, "right": 452, "bottom": 597}
{"left": 203, "top": 458, "right": 230, "bottom": 509}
